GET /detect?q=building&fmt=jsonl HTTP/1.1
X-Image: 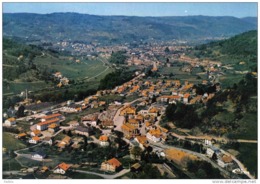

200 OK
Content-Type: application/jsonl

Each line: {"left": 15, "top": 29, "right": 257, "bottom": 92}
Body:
{"left": 121, "top": 123, "right": 139, "bottom": 138}
{"left": 43, "top": 137, "right": 53, "bottom": 145}
{"left": 99, "top": 135, "right": 109, "bottom": 147}
{"left": 101, "top": 120, "right": 114, "bottom": 129}
{"left": 120, "top": 106, "right": 136, "bottom": 116}
{"left": 17, "top": 133, "right": 27, "bottom": 139}
{"left": 29, "top": 136, "right": 41, "bottom": 144}
{"left": 134, "top": 136, "right": 149, "bottom": 150}
{"left": 31, "top": 130, "right": 42, "bottom": 137}
{"left": 183, "top": 93, "right": 190, "bottom": 104}
{"left": 74, "top": 126, "right": 93, "bottom": 137}
{"left": 217, "top": 155, "right": 233, "bottom": 168}
{"left": 81, "top": 114, "right": 98, "bottom": 126}
{"left": 100, "top": 158, "right": 122, "bottom": 172}
{"left": 4, "top": 117, "right": 16, "bottom": 127}
{"left": 41, "top": 113, "right": 63, "bottom": 122}
{"left": 58, "top": 136, "right": 72, "bottom": 149}
{"left": 206, "top": 146, "right": 221, "bottom": 158}
{"left": 32, "top": 152, "right": 46, "bottom": 160}
{"left": 53, "top": 162, "right": 71, "bottom": 175}
{"left": 148, "top": 107, "right": 159, "bottom": 117}
{"left": 48, "top": 123, "right": 60, "bottom": 133}
{"left": 36, "top": 118, "right": 60, "bottom": 131}
{"left": 146, "top": 128, "right": 162, "bottom": 142}
{"left": 127, "top": 119, "right": 141, "bottom": 128}
{"left": 68, "top": 121, "right": 79, "bottom": 128}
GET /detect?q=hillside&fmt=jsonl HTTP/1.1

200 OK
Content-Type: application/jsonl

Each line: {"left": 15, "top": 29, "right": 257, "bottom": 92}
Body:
{"left": 188, "top": 30, "right": 257, "bottom": 71}
{"left": 3, "top": 13, "right": 257, "bottom": 44}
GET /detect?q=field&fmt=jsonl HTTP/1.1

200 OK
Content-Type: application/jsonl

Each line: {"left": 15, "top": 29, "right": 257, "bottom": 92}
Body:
{"left": 159, "top": 66, "right": 207, "bottom": 83}
{"left": 3, "top": 53, "right": 113, "bottom": 96}
{"left": 35, "top": 54, "right": 111, "bottom": 80}
{"left": 165, "top": 148, "right": 198, "bottom": 166}
{"left": 237, "top": 143, "right": 257, "bottom": 178}
{"left": 3, "top": 132, "right": 27, "bottom": 151}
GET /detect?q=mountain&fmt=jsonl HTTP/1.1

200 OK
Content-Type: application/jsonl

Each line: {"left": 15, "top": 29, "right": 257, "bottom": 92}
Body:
{"left": 190, "top": 30, "right": 257, "bottom": 68}
{"left": 3, "top": 13, "right": 257, "bottom": 44}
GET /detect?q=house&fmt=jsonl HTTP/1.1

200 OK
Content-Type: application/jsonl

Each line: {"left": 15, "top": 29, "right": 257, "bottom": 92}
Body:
{"left": 206, "top": 146, "right": 221, "bottom": 158}
{"left": 31, "top": 130, "right": 42, "bottom": 137}
{"left": 58, "top": 136, "right": 72, "bottom": 149}
{"left": 32, "top": 152, "right": 46, "bottom": 160}
{"left": 53, "top": 162, "right": 71, "bottom": 175}
{"left": 101, "top": 120, "right": 114, "bottom": 129}
{"left": 36, "top": 118, "right": 60, "bottom": 131}
{"left": 120, "top": 106, "right": 136, "bottom": 116}
{"left": 17, "top": 133, "right": 27, "bottom": 139}
{"left": 40, "top": 166, "right": 49, "bottom": 173}
{"left": 100, "top": 158, "right": 122, "bottom": 172}
{"left": 43, "top": 137, "right": 53, "bottom": 145}
{"left": 134, "top": 136, "right": 149, "bottom": 150}
{"left": 148, "top": 107, "right": 159, "bottom": 117}
{"left": 68, "top": 121, "right": 79, "bottom": 128}
{"left": 121, "top": 123, "right": 139, "bottom": 138}
{"left": 183, "top": 93, "right": 190, "bottom": 104}
{"left": 146, "top": 128, "right": 162, "bottom": 142}
{"left": 29, "top": 136, "right": 41, "bottom": 144}
{"left": 48, "top": 123, "right": 60, "bottom": 133}
{"left": 131, "top": 163, "right": 142, "bottom": 173}
{"left": 217, "top": 155, "right": 233, "bottom": 168}
{"left": 99, "top": 135, "right": 109, "bottom": 147}
{"left": 127, "top": 119, "right": 141, "bottom": 128}
{"left": 4, "top": 117, "right": 16, "bottom": 127}
{"left": 41, "top": 113, "right": 63, "bottom": 122}
{"left": 159, "top": 95, "right": 181, "bottom": 103}
{"left": 75, "top": 126, "right": 93, "bottom": 137}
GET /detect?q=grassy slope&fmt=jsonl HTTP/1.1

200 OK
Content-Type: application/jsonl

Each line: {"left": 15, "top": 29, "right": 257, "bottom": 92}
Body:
{"left": 3, "top": 132, "right": 27, "bottom": 151}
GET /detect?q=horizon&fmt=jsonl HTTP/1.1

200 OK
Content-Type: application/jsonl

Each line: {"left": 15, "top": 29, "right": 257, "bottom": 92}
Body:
{"left": 2, "top": 11, "right": 258, "bottom": 19}
{"left": 3, "top": 2, "right": 258, "bottom": 18}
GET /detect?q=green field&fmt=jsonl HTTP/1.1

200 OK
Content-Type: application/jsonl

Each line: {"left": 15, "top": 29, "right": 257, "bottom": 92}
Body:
{"left": 3, "top": 132, "right": 27, "bottom": 151}
{"left": 35, "top": 54, "right": 111, "bottom": 80}
{"left": 237, "top": 143, "right": 257, "bottom": 178}
{"left": 159, "top": 66, "right": 207, "bottom": 83}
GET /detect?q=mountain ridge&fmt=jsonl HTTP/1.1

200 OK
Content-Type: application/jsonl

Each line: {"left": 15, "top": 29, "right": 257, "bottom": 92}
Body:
{"left": 3, "top": 12, "right": 257, "bottom": 45}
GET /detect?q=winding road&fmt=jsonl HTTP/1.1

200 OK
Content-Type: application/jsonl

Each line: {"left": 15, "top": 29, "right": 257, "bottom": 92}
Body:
{"left": 73, "top": 168, "right": 130, "bottom": 179}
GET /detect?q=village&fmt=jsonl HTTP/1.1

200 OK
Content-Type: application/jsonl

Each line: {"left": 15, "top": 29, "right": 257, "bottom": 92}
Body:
{"left": 2, "top": 59, "right": 254, "bottom": 179}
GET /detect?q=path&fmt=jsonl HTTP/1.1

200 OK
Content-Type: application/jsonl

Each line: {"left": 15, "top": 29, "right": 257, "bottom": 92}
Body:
{"left": 74, "top": 168, "right": 130, "bottom": 179}
{"left": 85, "top": 58, "right": 110, "bottom": 81}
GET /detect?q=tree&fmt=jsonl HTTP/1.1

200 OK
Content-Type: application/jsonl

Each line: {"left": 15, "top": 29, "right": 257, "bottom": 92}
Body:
{"left": 164, "top": 47, "right": 170, "bottom": 53}
{"left": 130, "top": 146, "right": 143, "bottom": 160}
{"left": 16, "top": 105, "right": 25, "bottom": 118}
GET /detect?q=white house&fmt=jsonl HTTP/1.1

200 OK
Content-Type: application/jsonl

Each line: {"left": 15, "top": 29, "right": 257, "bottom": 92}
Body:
{"left": 4, "top": 118, "right": 16, "bottom": 127}
{"left": 53, "top": 162, "right": 71, "bottom": 175}
{"left": 32, "top": 152, "right": 46, "bottom": 160}
{"left": 99, "top": 135, "right": 109, "bottom": 147}
{"left": 206, "top": 146, "right": 221, "bottom": 158}
{"left": 146, "top": 129, "right": 162, "bottom": 143}
{"left": 43, "top": 137, "right": 53, "bottom": 145}
{"left": 29, "top": 136, "right": 41, "bottom": 144}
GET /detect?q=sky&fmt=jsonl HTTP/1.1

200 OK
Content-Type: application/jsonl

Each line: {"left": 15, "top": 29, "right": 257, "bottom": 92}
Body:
{"left": 2, "top": 2, "right": 258, "bottom": 18}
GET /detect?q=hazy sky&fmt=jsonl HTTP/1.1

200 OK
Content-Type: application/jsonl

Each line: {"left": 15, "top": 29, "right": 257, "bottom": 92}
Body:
{"left": 3, "top": 2, "right": 258, "bottom": 18}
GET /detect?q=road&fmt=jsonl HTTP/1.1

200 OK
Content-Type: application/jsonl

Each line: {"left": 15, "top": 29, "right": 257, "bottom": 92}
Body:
{"left": 74, "top": 168, "right": 130, "bottom": 179}
{"left": 150, "top": 142, "right": 232, "bottom": 178}
{"left": 113, "top": 97, "right": 145, "bottom": 131}
{"left": 220, "top": 149, "right": 255, "bottom": 179}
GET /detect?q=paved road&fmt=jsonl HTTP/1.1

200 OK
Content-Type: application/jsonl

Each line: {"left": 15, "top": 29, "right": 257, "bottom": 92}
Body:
{"left": 220, "top": 149, "right": 255, "bottom": 179}
{"left": 150, "top": 142, "right": 232, "bottom": 178}
{"left": 74, "top": 168, "right": 130, "bottom": 179}
{"left": 113, "top": 97, "right": 146, "bottom": 131}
